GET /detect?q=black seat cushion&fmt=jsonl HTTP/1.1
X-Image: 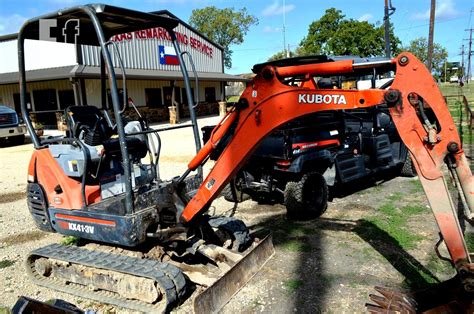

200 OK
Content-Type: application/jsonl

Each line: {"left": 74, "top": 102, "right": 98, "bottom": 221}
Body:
{"left": 102, "top": 137, "right": 147, "bottom": 159}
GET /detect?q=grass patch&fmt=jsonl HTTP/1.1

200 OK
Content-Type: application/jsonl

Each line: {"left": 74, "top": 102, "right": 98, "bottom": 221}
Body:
{"left": 425, "top": 252, "right": 452, "bottom": 276}
{"left": 378, "top": 203, "right": 396, "bottom": 215}
{"left": 283, "top": 279, "right": 303, "bottom": 292}
{"left": 278, "top": 221, "right": 315, "bottom": 236}
{"left": 465, "top": 233, "right": 474, "bottom": 253}
{"left": 402, "top": 204, "right": 426, "bottom": 215}
{"left": 387, "top": 192, "right": 403, "bottom": 201}
{"left": 281, "top": 239, "right": 312, "bottom": 252}
{"left": 0, "top": 259, "right": 15, "bottom": 269}
{"left": 365, "top": 202, "right": 426, "bottom": 249}
{"left": 364, "top": 216, "right": 423, "bottom": 250}
{"left": 0, "top": 306, "right": 12, "bottom": 314}
{"left": 271, "top": 220, "right": 316, "bottom": 245}
{"left": 60, "top": 236, "right": 80, "bottom": 246}
{"left": 409, "top": 180, "right": 423, "bottom": 193}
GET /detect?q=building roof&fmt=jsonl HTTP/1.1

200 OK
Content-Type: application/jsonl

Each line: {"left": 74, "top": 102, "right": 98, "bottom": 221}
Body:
{"left": 0, "top": 7, "right": 223, "bottom": 51}
{"left": 0, "top": 65, "right": 249, "bottom": 84}
{"left": 14, "top": 4, "right": 180, "bottom": 46}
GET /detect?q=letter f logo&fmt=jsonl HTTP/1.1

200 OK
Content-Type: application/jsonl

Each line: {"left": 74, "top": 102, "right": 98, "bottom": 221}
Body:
{"left": 63, "top": 19, "right": 80, "bottom": 44}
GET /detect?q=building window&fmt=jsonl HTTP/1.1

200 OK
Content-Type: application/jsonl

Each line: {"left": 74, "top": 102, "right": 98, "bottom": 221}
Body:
{"left": 13, "top": 93, "right": 31, "bottom": 114}
{"left": 58, "top": 90, "right": 75, "bottom": 110}
{"left": 181, "top": 88, "right": 195, "bottom": 105}
{"left": 145, "top": 88, "right": 163, "bottom": 108}
{"left": 204, "top": 87, "right": 216, "bottom": 103}
{"left": 163, "top": 86, "right": 181, "bottom": 106}
{"left": 33, "top": 89, "right": 57, "bottom": 112}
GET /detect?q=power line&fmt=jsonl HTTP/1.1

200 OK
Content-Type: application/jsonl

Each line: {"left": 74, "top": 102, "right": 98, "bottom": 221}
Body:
{"left": 397, "top": 16, "right": 465, "bottom": 31}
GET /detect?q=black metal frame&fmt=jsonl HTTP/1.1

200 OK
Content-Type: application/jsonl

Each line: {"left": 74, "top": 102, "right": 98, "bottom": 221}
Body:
{"left": 18, "top": 3, "right": 201, "bottom": 215}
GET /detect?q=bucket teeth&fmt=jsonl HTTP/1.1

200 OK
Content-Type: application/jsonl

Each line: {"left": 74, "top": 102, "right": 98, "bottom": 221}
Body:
{"left": 367, "top": 286, "right": 417, "bottom": 313}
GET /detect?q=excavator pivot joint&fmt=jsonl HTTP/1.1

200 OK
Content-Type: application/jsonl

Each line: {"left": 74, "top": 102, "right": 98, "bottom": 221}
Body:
{"left": 384, "top": 89, "right": 401, "bottom": 108}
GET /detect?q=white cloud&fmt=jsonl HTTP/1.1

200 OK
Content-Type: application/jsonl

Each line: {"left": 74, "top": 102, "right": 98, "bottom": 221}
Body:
{"left": 263, "top": 26, "right": 283, "bottom": 33}
{"left": 358, "top": 13, "right": 373, "bottom": 22}
{"left": 411, "top": 0, "right": 460, "bottom": 20}
{"left": 0, "top": 14, "right": 27, "bottom": 35}
{"left": 262, "top": 1, "right": 295, "bottom": 17}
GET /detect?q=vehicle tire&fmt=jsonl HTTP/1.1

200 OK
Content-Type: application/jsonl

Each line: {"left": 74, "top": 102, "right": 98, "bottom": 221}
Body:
{"left": 11, "top": 134, "right": 25, "bottom": 145}
{"left": 400, "top": 155, "right": 417, "bottom": 177}
{"left": 221, "top": 183, "right": 251, "bottom": 203}
{"left": 284, "top": 172, "right": 328, "bottom": 220}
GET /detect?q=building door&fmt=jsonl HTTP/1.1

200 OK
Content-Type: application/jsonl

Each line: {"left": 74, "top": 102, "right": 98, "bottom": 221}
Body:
{"left": 58, "top": 90, "right": 75, "bottom": 110}
{"left": 33, "top": 89, "right": 58, "bottom": 128}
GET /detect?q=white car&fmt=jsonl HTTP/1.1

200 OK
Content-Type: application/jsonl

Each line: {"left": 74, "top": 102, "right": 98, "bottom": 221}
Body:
{"left": 450, "top": 75, "right": 459, "bottom": 83}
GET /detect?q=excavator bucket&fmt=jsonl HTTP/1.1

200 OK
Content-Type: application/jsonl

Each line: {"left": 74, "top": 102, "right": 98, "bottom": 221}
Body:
{"left": 193, "top": 235, "right": 274, "bottom": 313}
{"left": 366, "top": 277, "right": 474, "bottom": 313}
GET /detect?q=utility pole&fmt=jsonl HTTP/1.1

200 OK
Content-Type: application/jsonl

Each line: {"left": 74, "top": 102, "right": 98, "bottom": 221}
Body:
{"left": 283, "top": 0, "right": 289, "bottom": 57}
{"left": 461, "top": 44, "right": 465, "bottom": 81}
{"left": 466, "top": 28, "right": 473, "bottom": 83}
{"left": 383, "top": 0, "right": 396, "bottom": 58}
{"left": 444, "top": 60, "right": 447, "bottom": 83}
{"left": 427, "top": 0, "right": 436, "bottom": 72}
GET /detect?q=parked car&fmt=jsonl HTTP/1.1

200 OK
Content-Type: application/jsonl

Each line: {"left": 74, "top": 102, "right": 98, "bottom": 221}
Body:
{"left": 450, "top": 75, "right": 459, "bottom": 83}
{"left": 0, "top": 105, "right": 26, "bottom": 145}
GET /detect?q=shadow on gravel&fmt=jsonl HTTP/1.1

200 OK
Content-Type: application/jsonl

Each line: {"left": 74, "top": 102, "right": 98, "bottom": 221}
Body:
{"left": 252, "top": 216, "right": 440, "bottom": 311}
{"left": 330, "top": 168, "right": 401, "bottom": 199}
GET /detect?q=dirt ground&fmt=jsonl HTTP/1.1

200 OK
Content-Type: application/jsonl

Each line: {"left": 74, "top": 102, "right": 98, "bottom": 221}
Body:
{"left": 0, "top": 115, "right": 463, "bottom": 313}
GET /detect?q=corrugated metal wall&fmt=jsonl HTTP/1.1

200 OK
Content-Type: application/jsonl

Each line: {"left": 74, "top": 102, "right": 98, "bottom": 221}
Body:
{"left": 81, "top": 24, "right": 223, "bottom": 73}
{"left": 85, "top": 79, "right": 221, "bottom": 107}
{"left": 0, "top": 80, "right": 72, "bottom": 111}
{"left": 0, "top": 78, "right": 221, "bottom": 111}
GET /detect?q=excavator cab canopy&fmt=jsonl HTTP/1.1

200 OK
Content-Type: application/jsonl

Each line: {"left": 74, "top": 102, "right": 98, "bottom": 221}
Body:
{"left": 19, "top": 3, "right": 179, "bottom": 45}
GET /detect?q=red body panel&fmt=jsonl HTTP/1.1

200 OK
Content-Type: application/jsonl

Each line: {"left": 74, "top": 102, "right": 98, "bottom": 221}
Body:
{"left": 30, "top": 148, "right": 101, "bottom": 210}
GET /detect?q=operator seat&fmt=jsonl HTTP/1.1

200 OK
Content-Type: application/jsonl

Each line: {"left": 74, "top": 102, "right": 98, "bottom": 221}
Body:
{"left": 65, "top": 106, "right": 147, "bottom": 159}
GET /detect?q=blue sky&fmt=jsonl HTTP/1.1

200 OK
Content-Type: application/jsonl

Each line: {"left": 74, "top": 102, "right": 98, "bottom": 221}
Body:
{"left": 0, "top": 0, "right": 472, "bottom": 74}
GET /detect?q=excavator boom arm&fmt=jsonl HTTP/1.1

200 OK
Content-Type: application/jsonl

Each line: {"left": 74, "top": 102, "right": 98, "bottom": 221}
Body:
{"left": 182, "top": 53, "right": 474, "bottom": 288}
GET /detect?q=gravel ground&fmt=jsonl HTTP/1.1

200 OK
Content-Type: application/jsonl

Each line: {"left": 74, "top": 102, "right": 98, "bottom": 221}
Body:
{"left": 0, "top": 114, "right": 461, "bottom": 313}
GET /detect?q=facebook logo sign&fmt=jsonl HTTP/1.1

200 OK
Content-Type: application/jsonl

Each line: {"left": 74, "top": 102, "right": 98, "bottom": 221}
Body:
{"left": 39, "top": 19, "right": 80, "bottom": 44}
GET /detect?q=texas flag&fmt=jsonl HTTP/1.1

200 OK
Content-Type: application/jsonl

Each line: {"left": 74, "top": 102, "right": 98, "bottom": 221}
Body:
{"left": 159, "top": 45, "right": 179, "bottom": 65}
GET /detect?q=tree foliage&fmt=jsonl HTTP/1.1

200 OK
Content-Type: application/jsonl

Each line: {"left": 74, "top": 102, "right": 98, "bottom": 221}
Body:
{"left": 189, "top": 6, "right": 258, "bottom": 69}
{"left": 299, "top": 8, "right": 401, "bottom": 57}
{"left": 268, "top": 50, "right": 293, "bottom": 61}
{"left": 405, "top": 37, "right": 448, "bottom": 75}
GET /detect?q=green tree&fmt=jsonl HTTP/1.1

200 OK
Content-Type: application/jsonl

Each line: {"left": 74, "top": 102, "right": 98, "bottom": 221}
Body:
{"left": 189, "top": 6, "right": 258, "bottom": 69}
{"left": 268, "top": 50, "right": 295, "bottom": 61}
{"left": 299, "top": 8, "right": 401, "bottom": 57}
{"left": 405, "top": 37, "right": 448, "bottom": 75}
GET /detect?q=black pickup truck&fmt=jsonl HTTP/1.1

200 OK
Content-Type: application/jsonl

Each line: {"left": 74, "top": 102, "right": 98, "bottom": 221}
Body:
{"left": 0, "top": 105, "right": 26, "bottom": 145}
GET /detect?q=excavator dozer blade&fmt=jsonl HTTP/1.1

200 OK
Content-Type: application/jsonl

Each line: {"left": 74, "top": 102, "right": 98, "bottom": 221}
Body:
{"left": 193, "top": 235, "right": 274, "bottom": 313}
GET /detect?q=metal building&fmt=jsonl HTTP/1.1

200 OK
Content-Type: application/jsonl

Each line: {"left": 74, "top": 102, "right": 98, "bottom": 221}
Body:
{"left": 0, "top": 10, "right": 245, "bottom": 129}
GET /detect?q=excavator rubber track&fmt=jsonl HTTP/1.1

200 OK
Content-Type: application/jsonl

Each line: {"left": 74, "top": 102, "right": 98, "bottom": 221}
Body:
{"left": 26, "top": 244, "right": 186, "bottom": 313}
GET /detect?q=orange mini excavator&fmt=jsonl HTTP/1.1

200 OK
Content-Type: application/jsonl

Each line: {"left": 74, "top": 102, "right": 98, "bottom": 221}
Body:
{"left": 20, "top": 4, "right": 473, "bottom": 313}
